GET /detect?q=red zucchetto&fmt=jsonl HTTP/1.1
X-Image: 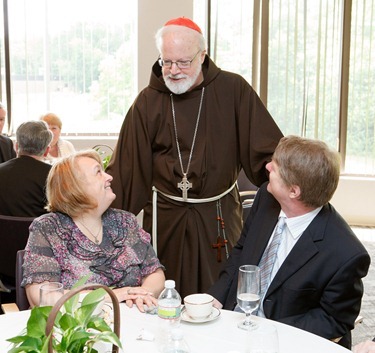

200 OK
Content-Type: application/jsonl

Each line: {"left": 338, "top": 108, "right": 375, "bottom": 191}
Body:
{"left": 164, "top": 17, "right": 202, "bottom": 34}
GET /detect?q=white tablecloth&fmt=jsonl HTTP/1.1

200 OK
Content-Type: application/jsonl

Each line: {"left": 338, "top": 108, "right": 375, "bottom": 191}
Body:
{"left": 0, "top": 304, "right": 351, "bottom": 352}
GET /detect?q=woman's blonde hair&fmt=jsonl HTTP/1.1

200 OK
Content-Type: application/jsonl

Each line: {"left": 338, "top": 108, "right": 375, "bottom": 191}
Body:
{"left": 46, "top": 150, "right": 103, "bottom": 217}
{"left": 40, "top": 112, "right": 63, "bottom": 129}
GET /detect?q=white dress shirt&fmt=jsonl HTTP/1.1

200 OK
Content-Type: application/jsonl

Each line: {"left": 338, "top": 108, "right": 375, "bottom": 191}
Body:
{"left": 257, "top": 206, "right": 323, "bottom": 317}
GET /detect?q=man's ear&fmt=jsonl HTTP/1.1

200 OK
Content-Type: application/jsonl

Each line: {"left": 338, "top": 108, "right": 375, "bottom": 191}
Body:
{"left": 200, "top": 50, "right": 206, "bottom": 64}
{"left": 43, "top": 145, "right": 51, "bottom": 157}
{"left": 289, "top": 185, "right": 301, "bottom": 199}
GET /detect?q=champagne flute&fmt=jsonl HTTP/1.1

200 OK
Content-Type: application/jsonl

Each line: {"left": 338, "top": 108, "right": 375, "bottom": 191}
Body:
{"left": 236, "top": 264, "right": 260, "bottom": 330}
{"left": 39, "top": 282, "right": 64, "bottom": 307}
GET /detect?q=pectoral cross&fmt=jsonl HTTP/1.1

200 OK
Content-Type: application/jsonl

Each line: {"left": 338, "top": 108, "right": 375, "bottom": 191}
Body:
{"left": 178, "top": 173, "right": 192, "bottom": 201}
{"left": 212, "top": 236, "right": 228, "bottom": 262}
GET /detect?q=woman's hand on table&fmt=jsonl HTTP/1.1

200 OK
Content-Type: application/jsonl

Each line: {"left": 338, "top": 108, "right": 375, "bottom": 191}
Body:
{"left": 114, "top": 286, "right": 158, "bottom": 313}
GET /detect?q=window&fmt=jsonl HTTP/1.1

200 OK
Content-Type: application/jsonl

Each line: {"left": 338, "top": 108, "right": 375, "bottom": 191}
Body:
{"left": 346, "top": 0, "right": 375, "bottom": 174}
{"left": 1, "top": 0, "right": 137, "bottom": 134}
{"left": 207, "top": 0, "right": 375, "bottom": 175}
{"left": 206, "top": 0, "right": 254, "bottom": 84}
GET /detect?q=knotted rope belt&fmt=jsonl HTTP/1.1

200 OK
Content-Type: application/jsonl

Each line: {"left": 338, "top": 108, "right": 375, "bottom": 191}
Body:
{"left": 151, "top": 182, "right": 237, "bottom": 255}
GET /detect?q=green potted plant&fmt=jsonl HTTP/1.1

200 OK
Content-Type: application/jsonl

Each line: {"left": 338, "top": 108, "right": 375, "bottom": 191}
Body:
{"left": 6, "top": 278, "right": 122, "bottom": 353}
{"left": 92, "top": 145, "right": 113, "bottom": 170}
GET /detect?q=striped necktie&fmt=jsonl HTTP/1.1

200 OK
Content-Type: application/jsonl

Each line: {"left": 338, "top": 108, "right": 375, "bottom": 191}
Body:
{"left": 258, "top": 216, "right": 286, "bottom": 299}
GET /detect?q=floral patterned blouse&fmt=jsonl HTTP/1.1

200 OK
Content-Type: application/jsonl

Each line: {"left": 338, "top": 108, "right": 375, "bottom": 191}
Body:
{"left": 22, "top": 209, "right": 164, "bottom": 289}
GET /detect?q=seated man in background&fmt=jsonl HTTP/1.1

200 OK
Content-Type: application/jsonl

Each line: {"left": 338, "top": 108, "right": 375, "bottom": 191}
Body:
{"left": 208, "top": 135, "right": 370, "bottom": 349}
{"left": 0, "top": 120, "right": 53, "bottom": 217}
{"left": 0, "top": 102, "right": 16, "bottom": 163}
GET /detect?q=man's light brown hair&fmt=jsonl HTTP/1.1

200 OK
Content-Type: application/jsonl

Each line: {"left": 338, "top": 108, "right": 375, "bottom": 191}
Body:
{"left": 272, "top": 135, "right": 341, "bottom": 208}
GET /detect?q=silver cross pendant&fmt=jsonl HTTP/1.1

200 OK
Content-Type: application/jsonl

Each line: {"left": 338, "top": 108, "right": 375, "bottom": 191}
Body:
{"left": 177, "top": 173, "right": 192, "bottom": 201}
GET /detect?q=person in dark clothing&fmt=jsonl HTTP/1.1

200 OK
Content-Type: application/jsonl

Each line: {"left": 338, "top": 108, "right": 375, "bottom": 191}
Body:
{"left": 0, "top": 102, "right": 16, "bottom": 164}
{"left": 208, "top": 136, "right": 370, "bottom": 349}
{"left": 0, "top": 120, "right": 52, "bottom": 217}
{"left": 106, "top": 17, "right": 283, "bottom": 298}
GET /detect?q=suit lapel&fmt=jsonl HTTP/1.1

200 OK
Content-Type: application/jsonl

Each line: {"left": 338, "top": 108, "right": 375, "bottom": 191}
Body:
{"left": 243, "top": 198, "right": 280, "bottom": 267}
{"left": 266, "top": 206, "right": 328, "bottom": 296}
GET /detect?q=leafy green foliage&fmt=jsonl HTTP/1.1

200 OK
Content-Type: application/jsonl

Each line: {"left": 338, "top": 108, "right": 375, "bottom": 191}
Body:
{"left": 93, "top": 146, "right": 112, "bottom": 170}
{"left": 102, "top": 155, "right": 112, "bottom": 171}
{"left": 7, "top": 278, "right": 122, "bottom": 353}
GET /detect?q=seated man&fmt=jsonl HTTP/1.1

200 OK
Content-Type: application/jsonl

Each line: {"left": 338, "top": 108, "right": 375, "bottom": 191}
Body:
{"left": 0, "top": 102, "right": 16, "bottom": 163}
{"left": 0, "top": 120, "right": 53, "bottom": 216}
{"left": 208, "top": 135, "right": 370, "bottom": 349}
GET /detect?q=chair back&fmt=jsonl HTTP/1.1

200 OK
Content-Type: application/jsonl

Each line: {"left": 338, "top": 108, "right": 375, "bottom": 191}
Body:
{"left": 237, "top": 170, "right": 258, "bottom": 221}
{"left": 15, "top": 250, "right": 29, "bottom": 310}
{"left": 0, "top": 215, "right": 34, "bottom": 283}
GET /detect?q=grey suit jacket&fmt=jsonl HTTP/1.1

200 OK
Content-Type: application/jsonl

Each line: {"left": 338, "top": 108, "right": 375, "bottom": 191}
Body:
{"left": 209, "top": 182, "right": 370, "bottom": 348}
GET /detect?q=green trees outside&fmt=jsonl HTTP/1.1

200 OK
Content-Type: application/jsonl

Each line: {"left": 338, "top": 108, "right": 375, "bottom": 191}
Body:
{"left": 209, "top": 0, "right": 374, "bottom": 174}
{"left": 8, "top": 22, "right": 134, "bottom": 125}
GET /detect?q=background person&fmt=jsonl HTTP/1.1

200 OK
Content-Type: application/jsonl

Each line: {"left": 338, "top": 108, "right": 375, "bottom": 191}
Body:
{"left": 0, "top": 102, "right": 16, "bottom": 163}
{"left": 0, "top": 120, "right": 52, "bottom": 217}
{"left": 22, "top": 150, "right": 165, "bottom": 312}
{"left": 40, "top": 112, "right": 75, "bottom": 164}
{"left": 208, "top": 135, "right": 370, "bottom": 349}
{"left": 106, "top": 17, "right": 283, "bottom": 298}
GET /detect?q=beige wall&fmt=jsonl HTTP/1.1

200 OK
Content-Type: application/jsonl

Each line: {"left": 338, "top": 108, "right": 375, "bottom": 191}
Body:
{"left": 331, "top": 176, "right": 375, "bottom": 227}
{"left": 137, "top": 0, "right": 193, "bottom": 91}
{"left": 67, "top": 136, "right": 117, "bottom": 152}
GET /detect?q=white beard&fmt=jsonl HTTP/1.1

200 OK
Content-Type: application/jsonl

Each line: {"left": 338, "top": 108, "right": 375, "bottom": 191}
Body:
{"left": 163, "top": 64, "right": 202, "bottom": 95}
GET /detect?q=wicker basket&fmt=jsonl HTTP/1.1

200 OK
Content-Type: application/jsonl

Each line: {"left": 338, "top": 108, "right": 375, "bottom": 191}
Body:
{"left": 45, "top": 283, "right": 121, "bottom": 353}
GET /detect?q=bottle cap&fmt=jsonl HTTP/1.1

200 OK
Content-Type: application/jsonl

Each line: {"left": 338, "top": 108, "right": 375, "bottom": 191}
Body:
{"left": 165, "top": 280, "right": 175, "bottom": 288}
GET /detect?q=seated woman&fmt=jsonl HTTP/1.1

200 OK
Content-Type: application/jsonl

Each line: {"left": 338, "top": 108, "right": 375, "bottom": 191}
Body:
{"left": 40, "top": 112, "right": 75, "bottom": 163}
{"left": 22, "top": 150, "right": 165, "bottom": 312}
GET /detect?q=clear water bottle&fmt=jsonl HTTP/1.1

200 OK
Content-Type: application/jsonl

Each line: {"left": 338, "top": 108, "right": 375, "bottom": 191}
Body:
{"left": 157, "top": 280, "right": 182, "bottom": 352}
{"left": 162, "top": 328, "right": 190, "bottom": 353}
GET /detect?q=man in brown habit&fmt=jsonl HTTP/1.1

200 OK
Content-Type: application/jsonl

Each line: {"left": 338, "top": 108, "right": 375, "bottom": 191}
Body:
{"left": 107, "top": 17, "right": 283, "bottom": 298}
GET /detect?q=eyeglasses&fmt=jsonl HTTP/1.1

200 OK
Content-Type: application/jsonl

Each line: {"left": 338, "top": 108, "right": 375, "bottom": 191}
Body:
{"left": 158, "top": 50, "right": 201, "bottom": 69}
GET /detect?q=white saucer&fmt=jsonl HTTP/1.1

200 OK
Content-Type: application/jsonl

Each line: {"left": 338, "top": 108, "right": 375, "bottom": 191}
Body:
{"left": 181, "top": 307, "right": 221, "bottom": 323}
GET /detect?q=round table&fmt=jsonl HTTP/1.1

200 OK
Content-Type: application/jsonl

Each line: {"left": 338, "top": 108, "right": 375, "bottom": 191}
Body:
{"left": 0, "top": 304, "right": 351, "bottom": 352}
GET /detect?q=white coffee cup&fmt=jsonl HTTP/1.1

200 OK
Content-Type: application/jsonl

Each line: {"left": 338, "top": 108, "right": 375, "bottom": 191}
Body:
{"left": 183, "top": 293, "right": 214, "bottom": 319}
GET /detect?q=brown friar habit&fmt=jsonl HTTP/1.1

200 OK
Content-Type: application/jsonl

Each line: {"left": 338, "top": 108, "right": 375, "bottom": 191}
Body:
{"left": 107, "top": 56, "right": 283, "bottom": 298}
